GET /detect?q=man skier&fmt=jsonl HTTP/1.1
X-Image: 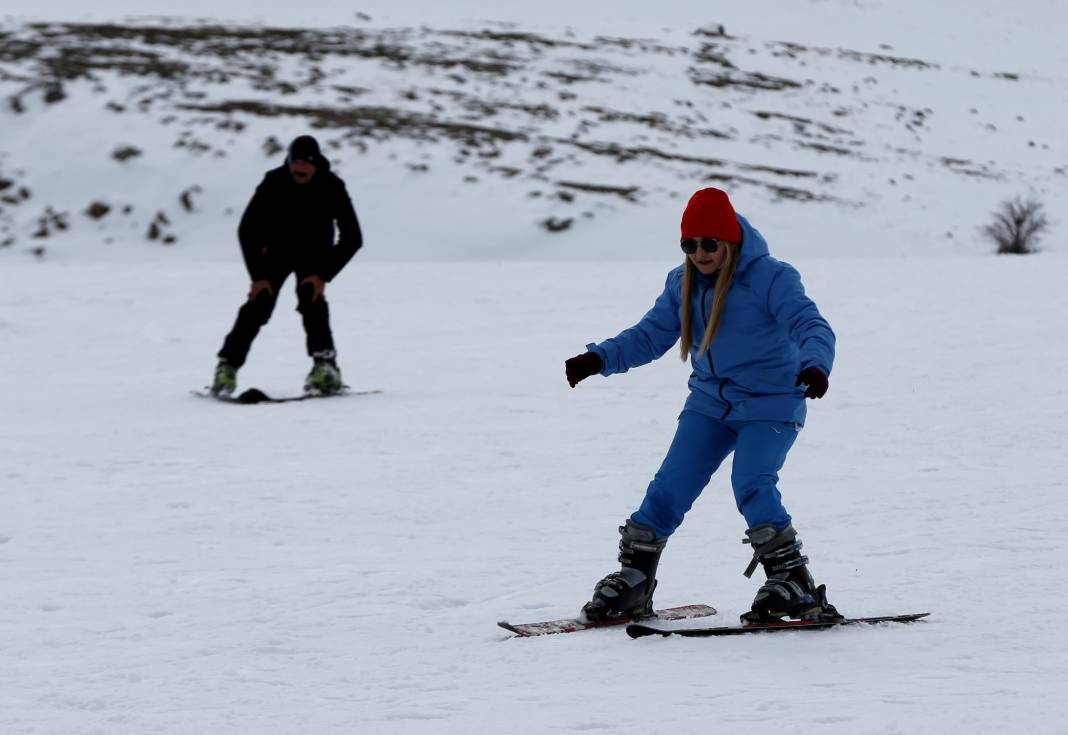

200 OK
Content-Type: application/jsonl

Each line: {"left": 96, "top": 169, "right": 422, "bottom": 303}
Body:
{"left": 211, "top": 135, "right": 363, "bottom": 396}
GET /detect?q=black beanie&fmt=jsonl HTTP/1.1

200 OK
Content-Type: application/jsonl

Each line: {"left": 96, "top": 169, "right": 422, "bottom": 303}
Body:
{"left": 287, "top": 135, "right": 323, "bottom": 165}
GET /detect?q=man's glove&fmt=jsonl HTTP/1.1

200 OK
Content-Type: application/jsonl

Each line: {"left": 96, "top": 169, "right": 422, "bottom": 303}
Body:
{"left": 796, "top": 366, "right": 829, "bottom": 399}
{"left": 565, "top": 352, "right": 603, "bottom": 388}
{"left": 249, "top": 279, "right": 274, "bottom": 302}
{"left": 298, "top": 275, "right": 326, "bottom": 304}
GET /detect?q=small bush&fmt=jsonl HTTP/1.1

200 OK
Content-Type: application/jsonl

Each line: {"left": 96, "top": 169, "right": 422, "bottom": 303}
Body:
{"left": 984, "top": 197, "right": 1048, "bottom": 254}
{"left": 112, "top": 145, "right": 142, "bottom": 163}
{"left": 541, "top": 216, "right": 574, "bottom": 232}
{"left": 85, "top": 201, "right": 110, "bottom": 219}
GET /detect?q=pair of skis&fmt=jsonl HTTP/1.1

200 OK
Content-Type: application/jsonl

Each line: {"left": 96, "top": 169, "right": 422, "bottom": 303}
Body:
{"left": 498, "top": 605, "right": 929, "bottom": 639}
{"left": 192, "top": 387, "right": 382, "bottom": 404}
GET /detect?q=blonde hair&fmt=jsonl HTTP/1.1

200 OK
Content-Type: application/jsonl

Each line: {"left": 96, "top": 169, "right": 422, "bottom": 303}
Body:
{"left": 679, "top": 242, "right": 741, "bottom": 360}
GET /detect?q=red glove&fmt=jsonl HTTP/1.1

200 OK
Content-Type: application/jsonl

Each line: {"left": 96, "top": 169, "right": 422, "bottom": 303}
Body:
{"left": 565, "top": 352, "right": 603, "bottom": 388}
{"left": 796, "top": 367, "right": 829, "bottom": 399}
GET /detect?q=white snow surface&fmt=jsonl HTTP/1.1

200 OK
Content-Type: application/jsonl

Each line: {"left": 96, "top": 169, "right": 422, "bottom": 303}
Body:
{"left": 3, "top": 252, "right": 1068, "bottom": 734}
{"left": 3, "top": 2, "right": 1068, "bottom": 734}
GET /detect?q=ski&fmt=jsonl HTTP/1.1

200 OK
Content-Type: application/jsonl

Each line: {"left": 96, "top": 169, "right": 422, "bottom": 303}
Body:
{"left": 626, "top": 612, "right": 930, "bottom": 639}
{"left": 499, "top": 604, "right": 717, "bottom": 638}
{"left": 192, "top": 387, "right": 382, "bottom": 404}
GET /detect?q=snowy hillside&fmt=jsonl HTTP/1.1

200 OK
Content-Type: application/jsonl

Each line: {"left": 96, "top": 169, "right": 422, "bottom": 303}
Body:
{"left": 1, "top": 3, "right": 1065, "bottom": 261}
{"left": 3, "top": 2, "right": 1068, "bottom": 734}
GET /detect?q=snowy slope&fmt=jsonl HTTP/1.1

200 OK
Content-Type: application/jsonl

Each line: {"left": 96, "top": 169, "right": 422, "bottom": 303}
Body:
{"left": 1, "top": 2, "right": 1065, "bottom": 262}
{"left": 3, "top": 252, "right": 1068, "bottom": 734}
{"left": 2, "top": 2, "right": 1068, "bottom": 734}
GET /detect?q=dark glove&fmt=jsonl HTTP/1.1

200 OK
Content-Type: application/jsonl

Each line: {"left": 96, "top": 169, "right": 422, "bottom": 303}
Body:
{"left": 565, "top": 352, "right": 603, "bottom": 388}
{"left": 796, "top": 366, "right": 829, "bottom": 399}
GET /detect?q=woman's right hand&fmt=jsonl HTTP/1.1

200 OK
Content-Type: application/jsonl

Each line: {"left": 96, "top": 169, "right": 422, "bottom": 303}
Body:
{"left": 565, "top": 352, "right": 603, "bottom": 388}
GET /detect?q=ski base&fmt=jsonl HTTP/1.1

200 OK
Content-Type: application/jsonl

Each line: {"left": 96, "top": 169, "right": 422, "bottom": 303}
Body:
{"left": 499, "top": 604, "right": 717, "bottom": 637}
{"left": 627, "top": 612, "right": 930, "bottom": 639}
{"left": 192, "top": 387, "right": 382, "bottom": 404}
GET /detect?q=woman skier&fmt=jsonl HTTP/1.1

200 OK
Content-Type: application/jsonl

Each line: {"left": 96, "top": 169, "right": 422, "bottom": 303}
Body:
{"left": 564, "top": 187, "right": 841, "bottom": 625}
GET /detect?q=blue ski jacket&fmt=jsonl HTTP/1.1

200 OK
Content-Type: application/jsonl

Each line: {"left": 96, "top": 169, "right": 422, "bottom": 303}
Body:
{"left": 586, "top": 215, "right": 834, "bottom": 426}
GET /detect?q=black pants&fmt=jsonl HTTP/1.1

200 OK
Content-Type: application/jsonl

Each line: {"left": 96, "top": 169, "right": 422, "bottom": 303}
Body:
{"left": 218, "top": 271, "right": 335, "bottom": 368}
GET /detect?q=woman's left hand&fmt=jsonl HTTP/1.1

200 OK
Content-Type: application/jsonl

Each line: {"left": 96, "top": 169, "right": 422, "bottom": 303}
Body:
{"left": 796, "top": 367, "right": 829, "bottom": 399}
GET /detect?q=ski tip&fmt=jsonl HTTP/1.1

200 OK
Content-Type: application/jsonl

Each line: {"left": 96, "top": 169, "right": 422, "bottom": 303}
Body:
{"left": 894, "top": 612, "right": 931, "bottom": 622}
{"left": 626, "top": 624, "right": 670, "bottom": 639}
{"left": 191, "top": 388, "right": 235, "bottom": 401}
{"left": 497, "top": 621, "right": 527, "bottom": 637}
{"left": 843, "top": 612, "right": 932, "bottom": 625}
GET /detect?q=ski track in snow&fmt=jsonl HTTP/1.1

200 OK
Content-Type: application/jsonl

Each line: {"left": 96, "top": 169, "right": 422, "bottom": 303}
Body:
{"left": 2, "top": 253, "right": 1068, "bottom": 734}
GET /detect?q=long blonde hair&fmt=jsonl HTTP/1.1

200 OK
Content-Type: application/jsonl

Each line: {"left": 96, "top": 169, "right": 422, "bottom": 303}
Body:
{"left": 679, "top": 242, "right": 741, "bottom": 360}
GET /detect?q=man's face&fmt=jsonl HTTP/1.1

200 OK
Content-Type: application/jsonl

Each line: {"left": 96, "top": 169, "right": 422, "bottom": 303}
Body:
{"left": 289, "top": 159, "right": 317, "bottom": 185}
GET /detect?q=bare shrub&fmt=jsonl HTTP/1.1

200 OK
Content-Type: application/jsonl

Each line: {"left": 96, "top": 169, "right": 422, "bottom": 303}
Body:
{"left": 111, "top": 145, "right": 142, "bottom": 163}
{"left": 984, "top": 197, "right": 1048, "bottom": 254}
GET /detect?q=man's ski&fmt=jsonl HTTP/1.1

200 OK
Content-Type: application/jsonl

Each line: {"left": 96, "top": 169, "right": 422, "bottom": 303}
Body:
{"left": 626, "top": 612, "right": 930, "bottom": 639}
{"left": 499, "top": 604, "right": 717, "bottom": 638}
{"left": 192, "top": 387, "right": 382, "bottom": 404}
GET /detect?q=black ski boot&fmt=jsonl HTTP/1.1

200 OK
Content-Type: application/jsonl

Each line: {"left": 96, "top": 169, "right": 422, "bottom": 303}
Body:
{"left": 581, "top": 519, "right": 667, "bottom": 623}
{"left": 740, "top": 523, "right": 842, "bottom": 625}
{"left": 304, "top": 349, "right": 343, "bottom": 395}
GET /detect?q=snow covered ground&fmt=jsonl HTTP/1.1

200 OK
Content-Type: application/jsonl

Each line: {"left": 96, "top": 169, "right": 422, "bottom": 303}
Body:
{"left": 3, "top": 1, "right": 1068, "bottom": 733}
{"left": 3, "top": 248, "right": 1068, "bottom": 734}
{"left": 2, "top": 2, "right": 1066, "bottom": 262}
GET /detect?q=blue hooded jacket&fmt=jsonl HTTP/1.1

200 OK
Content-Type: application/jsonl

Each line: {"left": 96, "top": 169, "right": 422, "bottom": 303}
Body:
{"left": 586, "top": 215, "right": 834, "bottom": 426}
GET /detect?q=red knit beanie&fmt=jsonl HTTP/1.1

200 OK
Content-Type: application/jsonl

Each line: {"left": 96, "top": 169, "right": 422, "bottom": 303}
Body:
{"left": 680, "top": 188, "right": 741, "bottom": 242}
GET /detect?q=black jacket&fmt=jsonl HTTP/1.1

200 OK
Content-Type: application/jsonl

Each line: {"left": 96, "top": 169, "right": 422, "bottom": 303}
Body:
{"left": 237, "top": 163, "right": 362, "bottom": 282}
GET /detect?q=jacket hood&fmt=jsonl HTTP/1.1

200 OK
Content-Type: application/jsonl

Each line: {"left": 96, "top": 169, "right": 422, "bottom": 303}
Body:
{"left": 736, "top": 214, "right": 769, "bottom": 274}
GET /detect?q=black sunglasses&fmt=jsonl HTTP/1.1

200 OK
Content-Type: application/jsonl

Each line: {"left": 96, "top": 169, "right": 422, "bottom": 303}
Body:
{"left": 680, "top": 238, "right": 724, "bottom": 255}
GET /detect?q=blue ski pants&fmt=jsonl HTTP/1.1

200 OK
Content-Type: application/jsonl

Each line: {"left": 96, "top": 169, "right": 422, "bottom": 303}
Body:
{"left": 631, "top": 410, "right": 799, "bottom": 538}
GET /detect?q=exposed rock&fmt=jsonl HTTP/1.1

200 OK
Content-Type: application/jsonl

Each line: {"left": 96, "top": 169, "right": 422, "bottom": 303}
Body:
{"left": 541, "top": 216, "right": 573, "bottom": 232}
{"left": 85, "top": 201, "right": 110, "bottom": 219}
{"left": 112, "top": 145, "right": 142, "bottom": 162}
